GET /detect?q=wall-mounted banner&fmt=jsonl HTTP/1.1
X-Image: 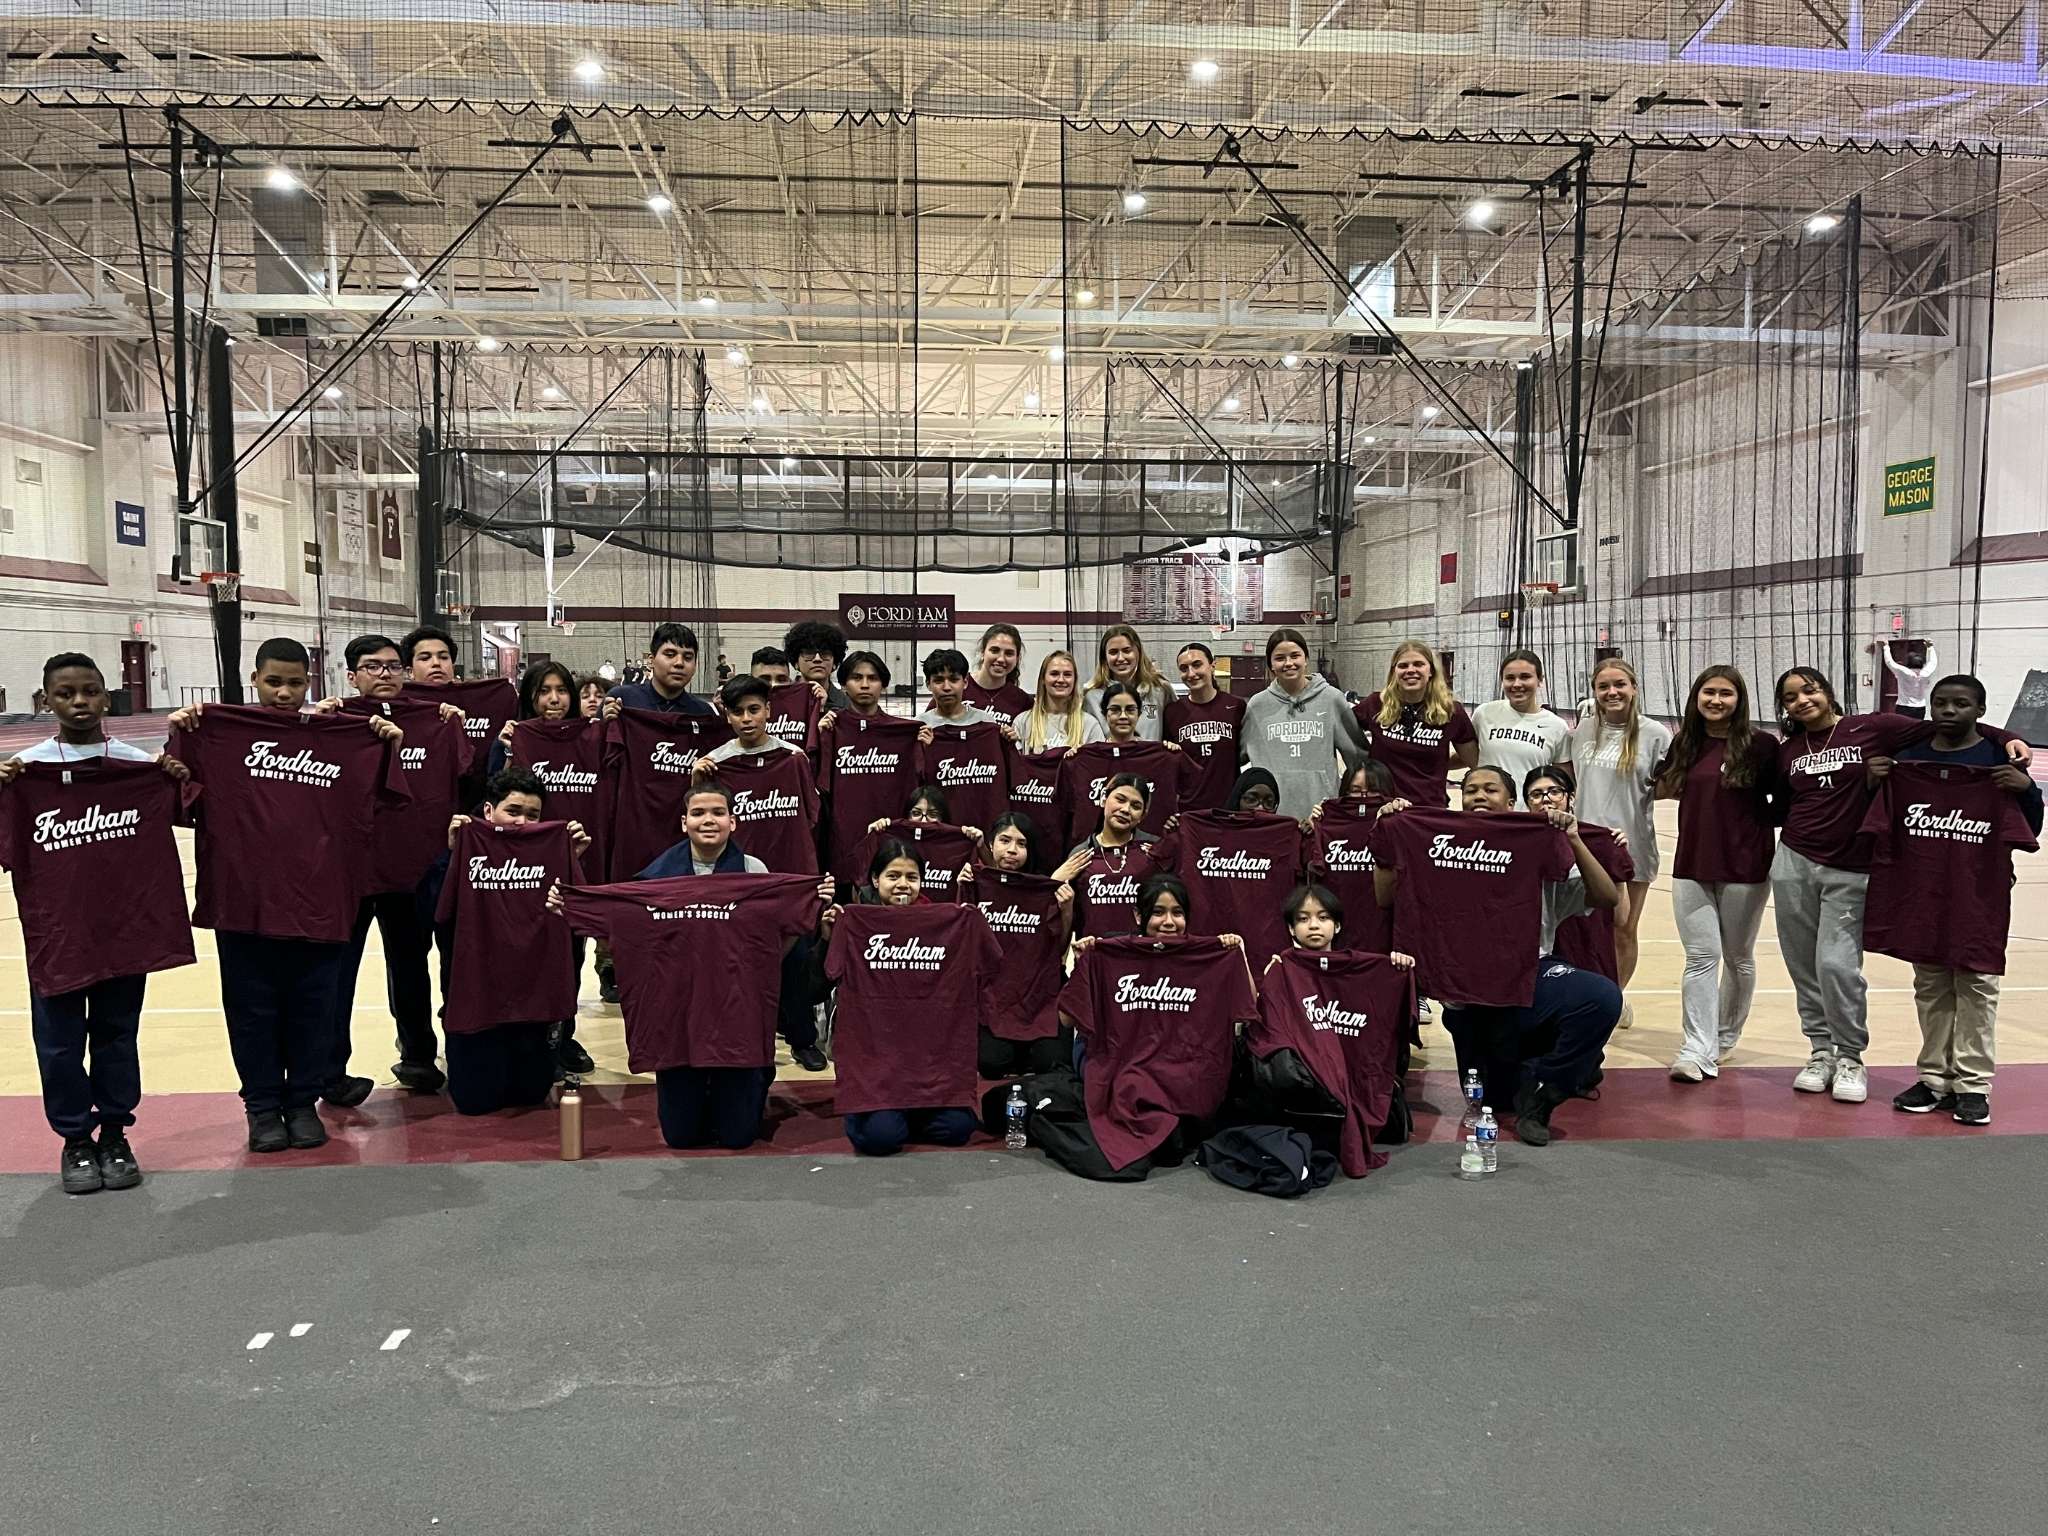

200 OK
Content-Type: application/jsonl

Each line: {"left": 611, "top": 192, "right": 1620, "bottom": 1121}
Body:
{"left": 114, "top": 501, "right": 146, "bottom": 547}
{"left": 1439, "top": 552, "right": 1458, "bottom": 585}
{"left": 379, "top": 489, "right": 404, "bottom": 560}
{"left": 840, "top": 592, "right": 956, "bottom": 640}
{"left": 1883, "top": 455, "right": 1935, "bottom": 517}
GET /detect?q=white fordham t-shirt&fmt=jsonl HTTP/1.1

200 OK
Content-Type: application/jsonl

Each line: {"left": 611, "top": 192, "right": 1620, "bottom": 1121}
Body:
{"left": 1470, "top": 700, "right": 1570, "bottom": 801}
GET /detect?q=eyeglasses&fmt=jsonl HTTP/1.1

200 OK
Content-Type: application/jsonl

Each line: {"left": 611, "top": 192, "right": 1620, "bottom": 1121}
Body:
{"left": 1105, "top": 705, "right": 1141, "bottom": 717}
{"left": 798, "top": 649, "right": 835, "bottom": 662}
{"left": 1524, "top": 785, "right": 1567, "bottom": 803}
{"left": 353, "top": 660, "right": 402, "bottom": 675}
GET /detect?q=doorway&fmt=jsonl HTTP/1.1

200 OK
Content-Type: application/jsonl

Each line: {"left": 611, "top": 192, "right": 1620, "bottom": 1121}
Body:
{"left": 119, "top": 640, "right": 150, "bottom": 712}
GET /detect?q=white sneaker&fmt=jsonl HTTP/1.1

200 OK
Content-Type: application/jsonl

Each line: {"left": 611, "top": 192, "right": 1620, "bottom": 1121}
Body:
{"left": 1617, "top": 1001, "right": 1635, "bottom": 1031}
{"left": 1670, "top": 1058, "right": 1705, "bottom": 1083}
{"left": 1793, "top": 1054, "right": 1836, "bottom": 1093}
{"left": 1831, "top": 1059, "right": 1869, "bottom": 1104}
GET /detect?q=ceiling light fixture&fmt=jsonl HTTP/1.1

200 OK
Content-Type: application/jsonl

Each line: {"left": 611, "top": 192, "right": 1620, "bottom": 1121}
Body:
{"left": 781, "top": 455, "right": 798, "bottom": 469}
{"left": 1420, "top": 404, "right": 1440, "bottom": 419}
{"left": 265, "top": 167, "right": 298, "bottom": 192}
{"left": 1805, "top": 211, "right": 1841, "bottom": 235}
{"left": 698, "top": 294, "right": 717, "bottom": 308}
{"left": 726, "top": 346, "right": 747, "bottom": 365}
{"left": 1466, "top": 200, "right": 1496, "bottom": 226}
{"left": 541, "top": 385, "right": 564, "bottom": 400}
{"left": 475, "top": 336, "right": 501, "bottom": 352}
{"left": 1074, "top": 287, "right": 1097, "bottom": 306}
{"left": 1221, "top": 395, "right": 1241, "bottom": 412}
{"left": 1189, "top": 58, "right": 1220, "bottom": 82}
{"left": 1023, "top": 391, "right": 1040, "bottom": 409}
{"left": 1281, "top": 353, "right": 1300, "bottom": 369}
{"left": 752, "top": 395, "right": 769, "bottom": 412}
{"left": 1048, "top": 345, "right": 1064, "bottom": 362}
{"left": 322, "top": 386, "right": 341, "bottom": 400}
{"left": 1122, "top": 191, "right": 1147, "bottom": 214}
{"left": 574, "top": 57, "right": 605, "bottom": 83}
{"left": 646, "top": 193, "right": 673, "bottom": 214}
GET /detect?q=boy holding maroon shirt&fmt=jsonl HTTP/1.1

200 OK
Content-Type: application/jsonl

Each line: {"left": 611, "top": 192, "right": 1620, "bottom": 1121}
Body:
{"left": 1374, "top": 764, "right": 1622, "bottom": 1147}
{"left": 168, "top": 638, "right": 408, "bottom": 1155}
{"left": 0, "top": 652, "right": 194, "bottom": 1193}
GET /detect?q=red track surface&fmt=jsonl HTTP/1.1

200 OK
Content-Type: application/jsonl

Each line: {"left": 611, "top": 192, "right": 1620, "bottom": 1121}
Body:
{"left": 3, "top": 1064, "right": 2042, "bottom": 1174}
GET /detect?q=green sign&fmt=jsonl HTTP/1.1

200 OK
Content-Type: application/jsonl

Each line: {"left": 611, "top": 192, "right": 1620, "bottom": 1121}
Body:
{"left": 1883, "top": 455, "right": 1935, "bottom": 517}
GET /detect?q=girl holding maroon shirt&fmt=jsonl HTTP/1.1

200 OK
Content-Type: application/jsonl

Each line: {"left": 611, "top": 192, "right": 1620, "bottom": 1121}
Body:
{"left": 1353, "top": 640, "right": 1478, "bottom": 809}
{"left": 1052, "top": 773, "right": 1172, "bottom": 939}
{"left": 1653, "top": 666, "right": 1781, "bottom": 1083}
{"left": 1770, "top": 666, "right": 2029, "bottom": 1105}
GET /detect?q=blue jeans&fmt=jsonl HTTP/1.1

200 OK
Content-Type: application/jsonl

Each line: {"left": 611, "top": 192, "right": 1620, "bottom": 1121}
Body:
{"left": 29, "top": 974, "right": 146, "bottom": 1139}
{"left": 844, "top": 1107, "right": 978, "bottom": 1156}
{"left": 219, "top": 933, "right": 345, "bottom": 1114}
{"left": 1442, "top": 957, "right": 1621, "bottom": 1105}
{"left": 444, "top": 1023, "right": 556, "bottom": 1116}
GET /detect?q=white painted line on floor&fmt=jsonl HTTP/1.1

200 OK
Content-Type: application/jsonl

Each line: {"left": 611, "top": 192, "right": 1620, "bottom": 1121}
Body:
{"left": 289, "top": 1323, "right": 311, "bottom": 1338}
{"left": 246, "top": 1332, "right": 273, "bottom": 1350}
{"left": 379, "top": 1328, "right": 410, "bottom": 1352}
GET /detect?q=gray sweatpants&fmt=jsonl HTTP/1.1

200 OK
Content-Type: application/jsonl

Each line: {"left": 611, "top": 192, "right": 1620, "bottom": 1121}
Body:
{"left": 1769, "top": 843, "right": 1870, "bottom": 1061}
{"left": 1671, "top": 877, "right": 1770, "bottom": 1069}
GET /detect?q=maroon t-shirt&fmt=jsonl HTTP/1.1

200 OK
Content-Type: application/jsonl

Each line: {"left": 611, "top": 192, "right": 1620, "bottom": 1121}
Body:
{"left": 170, "top": 705, "right": 408, "bottom": 942}
{"left": 963, "top": 677, "right": 1033, "bottom": 718}
{"left": 1057, "top": 740, "right": 1189, "bottom": 843}
{"left": 407, "top": 677, "right": 516, "bottom": 770}
{"left": 433, "top": 819, "right": 581, "bottom": 1033}
{"left": 1672, "top": 735, "right": 1781, "bottom": 885}
{"left": 715, "top": 750, "right": 821, "bottom": 875}
{"left": 605, "top": 708, "right": 734, "bottom": 881}
{"left": 924, "top": 721, "right": 1011, "bottom": 832}
{"left": 1069, "top": 837, "right": 1177, "bottom": 939}
{"left": 971, "top": 868, "right": 1069, "bottom": 1041}
{"left": 560, "top": 873, "right": 822, "bottom": 1071}
{"left": 818, "top": 713, "right": 923, "bottom": 883}
{"left": 765, "top": 682, "right": 821, "bottom": 756}
{"left": 1307, "top": 795, "right": 1393, "bottom": 953}
{"left": 1007, "top": 748, "right": 1066, "bottom": 858}
{"left": 1250, "top": 949, "right": 1414, "bottom": 1177}
{"left": 1375, "top": 808, "right": 1572, "bottom": 1007}
{"left": 1354, "top": 693, "right": 1477, "bottom": 808}
{"left": 0, "top": 759, "right": 196, "bottom": 997}
{"left": 1859, "top": 762, "right": 2039, "bottom": 975}
{"left": 1779, "top": 712, "right": 1952, "bottom": 872}
{"left": 343, "top": 695, "right": 469, "bottom": 894}
{"left": 854, "top": 820, "right": 978, "bottom": 903}
{"left": 1551, "top": 822, "right": 1634, "bottom": 983}
{"left": 825, "top": 903, "right": 1000, "bottom": 1115}
{"left": 507, "top": 716, "right": 611, "bottom": 879}
{"left": 1056, "top": 935, "right": 1257, "bottom": 1171}
{"left": 1162, "top": 691, "right": 1248, "bottom": 811}
{"left": 1174, "top": 809, "right": 1301, "bottom": 971}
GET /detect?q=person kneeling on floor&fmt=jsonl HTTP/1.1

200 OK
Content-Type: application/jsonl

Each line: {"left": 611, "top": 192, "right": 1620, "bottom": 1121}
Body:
{"left": 432, "top": 770, "right": 589, "bottom": 1116}
{"left": 1375, "top": 764, "right": 1623, "bottom": 1147}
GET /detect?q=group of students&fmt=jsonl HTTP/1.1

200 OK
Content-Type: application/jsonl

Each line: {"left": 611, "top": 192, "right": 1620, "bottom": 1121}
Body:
{"left": 0, "top": 615, "right": 2036, "bottom": 1194}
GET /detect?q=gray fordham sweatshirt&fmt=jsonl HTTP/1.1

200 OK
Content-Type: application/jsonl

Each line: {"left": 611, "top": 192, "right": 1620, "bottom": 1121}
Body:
{"left": 1239, "top": 676, "right": 1369, "bottom": 819}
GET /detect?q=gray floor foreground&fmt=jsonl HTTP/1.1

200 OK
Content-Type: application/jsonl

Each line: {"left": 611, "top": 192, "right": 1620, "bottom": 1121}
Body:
{"left": 3, "top": 1137, "right": 2045, "bottom": 1536}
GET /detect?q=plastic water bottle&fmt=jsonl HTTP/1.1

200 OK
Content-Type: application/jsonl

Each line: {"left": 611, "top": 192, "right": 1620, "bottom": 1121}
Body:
{"left": 1476, "top": 1107, "right": 1499, "bottom": 1174}
{"left": 1458, "top": 1133, "right": 1485, "bottom": 1180}
{"left": 1005, "top": 1084, "right": 1028, "bottom": 1150}
{"left": 1459, "top": 1069, "right": 1484, "bottom": 1141}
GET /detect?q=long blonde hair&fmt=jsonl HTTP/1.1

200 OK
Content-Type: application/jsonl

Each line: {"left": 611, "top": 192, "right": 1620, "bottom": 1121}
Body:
{"left": 1086, "top": 624, "right": 1166, "bottom": 698}
{"left": 1577, "top": 657, "right": 1645, "bottom": 777}
{"left": 1376, "top": 639, "right": 1457, "bottom": 728}
{"left": 1021, "top": 649, "right": 1090, "bottom": 752}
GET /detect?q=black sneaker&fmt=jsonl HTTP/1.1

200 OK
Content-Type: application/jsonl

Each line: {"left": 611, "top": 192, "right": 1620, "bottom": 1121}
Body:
{"left": 61, "top": 1135, "right": 103, "bottom": 1194}
{"left": 598, "top": 965, "right": 620, "bottom": 1005}
{"left": 391, "top": 1059, "right": 446, "bottom": 1094}
{"left": 792, "top": 1044, "right": 829, "bottom": 1072}
{"left": 96, "top": 1129, "right": 142, "bottom": 1191}
{"left": 1952, "top": 1092, "right": 1991, "bottom": 1126}
{"left": 1513, "top": 1081, "right": 1567, "bottom": 1148}
{"left": 1892, "top": 1081, "right": 1954, "bottom": 1114}
{"left": 322, "top": 1074, "right": 374, "bottom": 1108}
{"left": 1571, "top": 1069, "right": 1604, "bottom": 1101}
{"left": 246, "top": 1110, "right": 290, "bottom": 1154}
{"left": 556, "top": 1036, "right": 595, "bottom": 1075}
{"left": 282, "top": 1105, "right": 329, "bottom": 1149}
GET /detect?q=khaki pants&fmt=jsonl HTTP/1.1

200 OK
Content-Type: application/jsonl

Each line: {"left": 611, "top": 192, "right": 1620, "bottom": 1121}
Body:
{"left": 1911, "top": 964, "right": 2000, "bottom": 1096}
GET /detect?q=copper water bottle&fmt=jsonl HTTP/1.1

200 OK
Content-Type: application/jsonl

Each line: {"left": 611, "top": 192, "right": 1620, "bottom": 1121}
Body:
{"left": 559, "top": 1077, "right": 584, "bottom": 1161}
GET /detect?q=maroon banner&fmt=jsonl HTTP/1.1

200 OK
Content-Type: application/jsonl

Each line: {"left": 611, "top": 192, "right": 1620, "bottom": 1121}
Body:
{"left": 839, "top": 592, "right": 956, "bottom": 641}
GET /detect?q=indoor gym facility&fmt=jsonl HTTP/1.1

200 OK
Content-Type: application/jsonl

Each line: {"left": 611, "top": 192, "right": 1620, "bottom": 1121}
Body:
{"left": 0, "top": 8, "right": 2046, "bottom": 1534}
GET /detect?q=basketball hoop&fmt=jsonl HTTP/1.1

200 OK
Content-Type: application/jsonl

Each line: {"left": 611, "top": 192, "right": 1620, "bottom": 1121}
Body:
{"left": 1520, "top": 581, "right": 1560, "bottom": 608}
{"left": 199, "top": 570, "right": 241, "bottom": 604}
